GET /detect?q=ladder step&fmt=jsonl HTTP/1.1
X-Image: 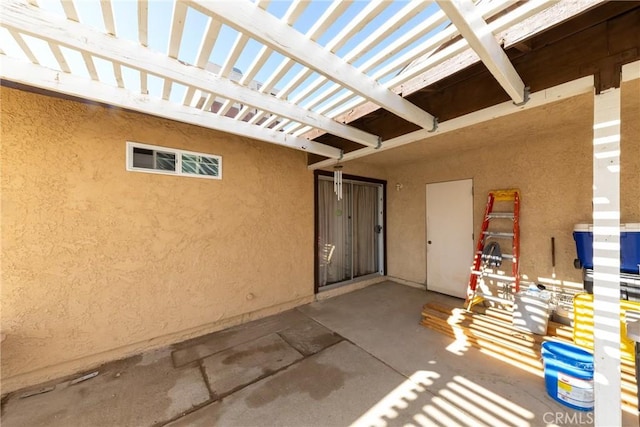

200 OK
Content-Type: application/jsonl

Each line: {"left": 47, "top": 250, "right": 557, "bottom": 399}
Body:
{"left": 491, "top": 189, "right": 519, "bottom": 202}
{"left": 470, "top": 271, "right": 517, "bottom": 282}
{"left": 476, "top": 251, "right": 514, "bottom": 260}
{"left": 483, "top": 231, "right": 515, "bottom": 238}
{"left": 487, "top": 212, "right": 515, "bottom": 219}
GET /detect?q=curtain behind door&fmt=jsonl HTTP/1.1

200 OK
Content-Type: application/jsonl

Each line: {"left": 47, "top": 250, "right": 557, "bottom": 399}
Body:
{"left": 318, "top": 180, "right": 350, "bottom": 286}
{"left": 353, "top": 184, "right": 378, "bottom": 276}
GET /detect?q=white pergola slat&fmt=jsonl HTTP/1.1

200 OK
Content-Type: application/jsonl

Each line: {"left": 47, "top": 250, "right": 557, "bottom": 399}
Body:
{"left": 82, "top": 52, "right": 98, "bottom": 81}
{"left": 189, "top": 0, "right": 437, "bottom": 129}
{"left": 8, "top": 29, "right": 38, "bottom": 63}
{"left": 167, "top": 1, "right": 187, "bottom": 59}
{"left": 0, "top": 55, "right": 343, "bottom": 159}
{"left": 113, "top": 62, "right": 124, "bottom": 88}
{"left": 60, "top": 0, "right": 79, "bottom": 22}
{"left": 182, "top": 17, "right": 222, "bottom": 106}
{"left": 216, "top": 33, "right": 249, "bottom": 116}
{"left": 437, "top": 0, "right": 526, "bottom": 104}
{"left": 48, "top": 42, "right": 70, "bottom": 72}
{"left": 140, "top": 70, "right": 148, "bottom": 95}
{"left": 0, "top": 0, "right": 380, "bottom": 148}
{"left": 100, "top": 0, "right": 116, "bottom": 36}
{"left": 137, "top": 0, "right": 148, "bottom": 47}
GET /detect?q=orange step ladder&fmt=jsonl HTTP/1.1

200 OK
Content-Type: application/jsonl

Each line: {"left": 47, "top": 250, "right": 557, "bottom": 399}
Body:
{"left": 466, "top": 189, "right": 520, "bottom": 310}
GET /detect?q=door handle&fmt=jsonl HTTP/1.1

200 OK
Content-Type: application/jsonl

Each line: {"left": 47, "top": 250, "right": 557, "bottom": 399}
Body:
{"left": 428, "top": 240, "right": 432, "bottom": 244}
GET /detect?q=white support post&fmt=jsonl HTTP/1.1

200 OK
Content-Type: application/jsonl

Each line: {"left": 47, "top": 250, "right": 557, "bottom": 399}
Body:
{"left": 592, "top": 87, "right": 621, "bottom": 426}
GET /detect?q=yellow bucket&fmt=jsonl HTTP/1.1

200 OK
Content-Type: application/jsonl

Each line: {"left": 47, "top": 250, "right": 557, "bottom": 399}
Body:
{"left": 573, "top": 292, "right": 639, "bottom": 362}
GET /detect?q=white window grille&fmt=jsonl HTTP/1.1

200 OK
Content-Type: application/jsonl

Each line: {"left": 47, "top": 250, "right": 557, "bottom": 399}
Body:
{"left": 126, "top": 141, "right": 221, "bottom": 180}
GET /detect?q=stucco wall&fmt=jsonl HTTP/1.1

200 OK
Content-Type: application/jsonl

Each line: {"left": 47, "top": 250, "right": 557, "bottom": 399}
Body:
{"left": 383, "top": 80, "right": 639, "bottom": 289}
{"left": 1, "top": 87, "right": 316, "bottom": 392}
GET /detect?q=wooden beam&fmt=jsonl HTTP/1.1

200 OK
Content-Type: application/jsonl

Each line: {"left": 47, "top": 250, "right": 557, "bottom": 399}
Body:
{"left": 286, "top": 6, "right": 453, "bottom": 135}
{"left": 61, "top": 0, "right": 79, "bottom": 22}
{"left": 232, "top": 1, "right": 309, "bottom": 119}
{"left": 113, "top": 62, "right": 124, "bottom": 88}
{"left": 437, "top": 0, "right": 526, "bottom": 103}
{"left": 137, "top": 0, "right": 148, "bottom": 47}
{"left": 247, "top": 0, "right": 351, "bottom": 125}
{"left": 8, "top": 29, "right": 38, "bottom": 64}
{"left": 0, "top": 0, "right": 381, "bottom": 148}
{"left": 140, "top": 70, "right": 148, "bottom": 95}
{"left": 263, "top": 0, "right": 426, "bottom": 132}
{"left": 304, "top": 0, "right": 553, "bottom": 141}
{"left": 344, "top": 0, "right": 428, "bottom": 65}
{"left": 309, "top": 75, "right": 594, "bottom": 167}
{"left": 81, "top": 52, "right": 98, "bottom": 80}
{"left": 167, "top": 1, "right": 188, "bottom": 59}
{"left": 184, "top": 16, "right": 222, "bottom": 106}
{"left": 48, "top": 42, "right": 70, "bottom": 72}
{"left": 189, "top": 0, "right": 436, "bottom": 129}
{"left": 284, "top": 0, "right": 390, "bottom": 106}
{"left": 0, "top": 56, "right": 342, "bottom": 159}
{"left": 99, "top": 0, "right": 116, "bottom": 36}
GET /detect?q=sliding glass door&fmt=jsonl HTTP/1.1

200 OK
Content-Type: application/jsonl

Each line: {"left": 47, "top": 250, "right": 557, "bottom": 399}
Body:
{"left": 317, "top": 176, "right": 384, "bottom": 289}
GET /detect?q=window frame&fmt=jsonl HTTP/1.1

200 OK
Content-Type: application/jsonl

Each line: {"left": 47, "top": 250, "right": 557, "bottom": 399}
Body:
{"left": 126, "top": 141, "right": 222, "bottom": 180}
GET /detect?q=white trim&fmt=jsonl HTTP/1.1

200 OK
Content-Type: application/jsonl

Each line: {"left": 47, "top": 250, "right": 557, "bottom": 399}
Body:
{"left": 126, "top": 141, "right": 222, "bottom": 180}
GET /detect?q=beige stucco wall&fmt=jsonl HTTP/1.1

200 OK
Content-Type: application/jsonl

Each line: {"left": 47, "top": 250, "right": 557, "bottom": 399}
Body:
{"left": 2, "top": 78, "right": 637, "bottom": 393}
{"left": 1, "top": 87, "right": 316, "bottom": 392}
{"left": 381, "top": 79, "right": 639, "bottom": 289}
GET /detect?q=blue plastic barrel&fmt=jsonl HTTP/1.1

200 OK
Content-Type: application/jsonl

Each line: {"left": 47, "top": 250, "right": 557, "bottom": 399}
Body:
{"left": 541, "top": 341, "right": 594, "bottom": 411}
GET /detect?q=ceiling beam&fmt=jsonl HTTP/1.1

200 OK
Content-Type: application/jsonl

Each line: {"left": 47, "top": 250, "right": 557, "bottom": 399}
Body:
{"left": 1, "top": 56, "right": 342, "bottom": 159}
{"left": 308, "top": 75, "right": 595, "bottom": 169}
{"left": 0, "top": 0, "right": 381, "bottom": 148}
{"left": 437, "top": 0, "right": 527, "bottom": 104}
{"left": 188, "top": 0, "right": 437, "bottom": 130}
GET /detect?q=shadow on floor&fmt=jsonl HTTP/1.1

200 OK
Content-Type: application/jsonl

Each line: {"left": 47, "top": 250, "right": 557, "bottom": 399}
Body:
{"left": 2, "top": 281, "right": 637, "bottom": 427}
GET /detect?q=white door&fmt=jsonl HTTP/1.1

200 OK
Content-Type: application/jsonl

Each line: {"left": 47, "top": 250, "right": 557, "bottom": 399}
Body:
{"left": 426, "top": 179, "right": 474, "bottom": 298}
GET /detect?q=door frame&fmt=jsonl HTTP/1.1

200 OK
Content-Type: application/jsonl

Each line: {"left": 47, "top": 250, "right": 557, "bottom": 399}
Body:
{"left": 314, "top": 170, "right": 387, "bottom": 293}
{"left": 425, "top": 178, "right": 474, "bottom": 298}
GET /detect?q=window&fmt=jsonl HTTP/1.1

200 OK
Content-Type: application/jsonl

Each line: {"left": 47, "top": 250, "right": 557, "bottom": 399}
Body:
{"left": 126, "top": 142, "right": 221, "bottom": 180}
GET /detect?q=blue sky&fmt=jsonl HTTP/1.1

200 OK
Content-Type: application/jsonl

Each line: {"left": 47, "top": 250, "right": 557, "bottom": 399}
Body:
{"left": 2, "top": 1, "right": 443, "bottom": 109}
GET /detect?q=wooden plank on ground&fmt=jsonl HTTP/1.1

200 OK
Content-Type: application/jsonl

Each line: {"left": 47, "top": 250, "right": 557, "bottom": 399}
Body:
{"left": 420, "top": 300, "right": 638, "bottom": 412}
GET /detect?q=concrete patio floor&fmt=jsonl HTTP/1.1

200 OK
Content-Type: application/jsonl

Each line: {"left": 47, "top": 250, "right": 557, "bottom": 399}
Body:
{"left": 2, "top": 281, "right": 637, "bottom": 427}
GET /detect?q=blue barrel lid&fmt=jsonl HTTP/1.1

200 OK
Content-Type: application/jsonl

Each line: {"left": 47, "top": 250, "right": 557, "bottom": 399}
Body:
{"left": 542, "top": 341, "right": 594, "bottom": 365}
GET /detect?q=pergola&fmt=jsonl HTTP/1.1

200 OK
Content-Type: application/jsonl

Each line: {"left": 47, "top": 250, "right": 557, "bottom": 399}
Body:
{"left": 1, "top": 1, "right": 638, "bottom": 424}
{"left": 1, "top": 0, "right": 598, "bottom": 165}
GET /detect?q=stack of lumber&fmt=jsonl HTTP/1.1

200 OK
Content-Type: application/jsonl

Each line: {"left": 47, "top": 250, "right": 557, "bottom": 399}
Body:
{"left": 420, "top": 302, "right": 638, "bottom": 411}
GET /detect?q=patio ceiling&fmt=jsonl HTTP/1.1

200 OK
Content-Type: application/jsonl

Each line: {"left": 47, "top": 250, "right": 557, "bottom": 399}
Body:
{"left": 0, "top": 0, "right": 597, "bottom": 162}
